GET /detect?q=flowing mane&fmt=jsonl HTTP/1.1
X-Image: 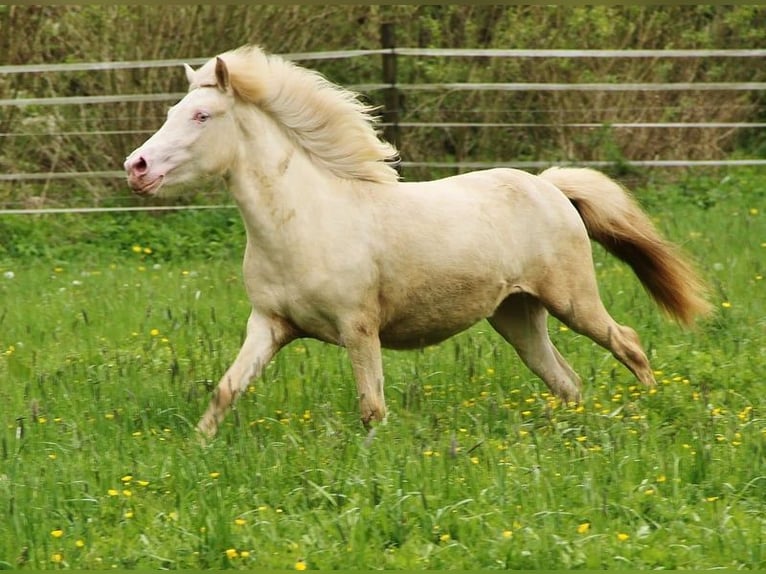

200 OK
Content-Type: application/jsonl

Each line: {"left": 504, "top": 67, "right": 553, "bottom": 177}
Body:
{"left": 203, "top": 45, "right": 399, "bottom": 184}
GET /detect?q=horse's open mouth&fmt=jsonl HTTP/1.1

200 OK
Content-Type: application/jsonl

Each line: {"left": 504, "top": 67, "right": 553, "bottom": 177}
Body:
{"left": 133, "top": 175, "right": 164, "bottom": 196}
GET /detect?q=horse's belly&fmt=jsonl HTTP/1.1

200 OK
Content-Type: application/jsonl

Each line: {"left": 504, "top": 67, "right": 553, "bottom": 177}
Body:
{"left": 379, "top": 319, "right": 478, "bottom": 349}
{"left": 377, "top": 277, "right": 514, "bottom": 350}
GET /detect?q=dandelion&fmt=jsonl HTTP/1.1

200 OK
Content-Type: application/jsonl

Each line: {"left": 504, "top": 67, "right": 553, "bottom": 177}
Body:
{"left": 705, "top": 496, "right": 719, "bottom": 502}
{"left": 721, "top": 301, "right": 732, "bottom": 309}
{"left": 617, "top": 532, "right": 630, "bottom": 542}
{"left": 51, "top": 552, "right": 64, "bottom": 564}
{"left": 124, "top": 510, "right": 134, "bottom": 519}
{"left": 51, "top": 528, "right": 64, "bottom": 539}
{"left": 577, "top": 522, "right": 591, "bottom": 535}
{"left": 439, "top": 533, "right": 451, "bottom": 543}
{"left": 470, "top": 456, "right": 479, "bottom": 465}
{"left": 225, "top": 548, "right": 239, "bottom": 560}
{"left": 143, "top": 247, "right": 153, "bottom": 255}
{"left": 131, "top": 245, "right": 142, "bottom": 254}
{"left": 107, "top": 489, "right": 119, "bottom": 497}
{"left": 738, "top": 406, "right": 753, "bottom": 421}
{"left": 122, "top": 489, "right": 132, "bottom": 497}
{"left": 209, "top": 471, "right": 221, "bottom": 479}
{"left": 150, "top": 328, "right": 160, "bottom": 337}
{"left": 137, "top": 480, "right": 150, "bottom": 487}
{"left": 234, "top": 518, "right": 247, "bottom": 526}
{"left": 502, "top": 529, "right": 513, "bottom": 539}
{"left": 749, "top": 207, "right": 759, "bottom": 215}
{"left": 121, "top": 475, "right": 133, "bottom": 483}
{"left": 75, "top": 539, "right": 85, "bottom": 549}
{"left": 295, "top": 559, "right": 307, "bottom": 571}
{"left": 240, "top": 550, "right": 250, "bottom": 559}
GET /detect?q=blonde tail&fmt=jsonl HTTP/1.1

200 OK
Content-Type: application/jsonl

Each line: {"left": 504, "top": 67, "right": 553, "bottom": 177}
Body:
{"left": 539, "top": 166, "right": 712, "bottom": 325}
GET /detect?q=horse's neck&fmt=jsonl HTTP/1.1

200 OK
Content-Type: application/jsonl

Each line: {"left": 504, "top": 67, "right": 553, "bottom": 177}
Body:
{"left": 227, "top": 116, "right": 337, "bottom": 246}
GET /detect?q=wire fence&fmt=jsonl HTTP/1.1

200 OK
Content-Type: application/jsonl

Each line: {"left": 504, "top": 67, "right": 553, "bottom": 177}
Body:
{"left": 1, "top": 47, "right": 765, "bottom": 215}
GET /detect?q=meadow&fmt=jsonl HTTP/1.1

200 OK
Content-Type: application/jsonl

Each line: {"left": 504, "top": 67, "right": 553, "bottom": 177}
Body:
{"left": 0, "top": 169, "right": 763, "bottom": 570}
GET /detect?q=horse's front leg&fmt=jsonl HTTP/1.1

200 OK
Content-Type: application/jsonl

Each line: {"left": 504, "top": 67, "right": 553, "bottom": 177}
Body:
{"left": 344, "top": 325, "right": 386, "bottom": 429}
{"left": 196, "top": 310, "right": 295, "bottom": 439}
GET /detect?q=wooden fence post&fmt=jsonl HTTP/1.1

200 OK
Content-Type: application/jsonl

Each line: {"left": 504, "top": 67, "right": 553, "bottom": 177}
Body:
{"left": 380, "top": 22, "right": 401, "bottom": 170}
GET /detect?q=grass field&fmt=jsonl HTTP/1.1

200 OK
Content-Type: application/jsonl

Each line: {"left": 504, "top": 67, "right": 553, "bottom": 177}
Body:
{"left": 0, "top": 169, "right": 764, "bottom": 570}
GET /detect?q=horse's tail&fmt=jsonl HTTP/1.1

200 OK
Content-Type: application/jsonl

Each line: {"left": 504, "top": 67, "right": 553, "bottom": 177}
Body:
{"left": 539, "top": 166, "right": 712, "bottom": 325}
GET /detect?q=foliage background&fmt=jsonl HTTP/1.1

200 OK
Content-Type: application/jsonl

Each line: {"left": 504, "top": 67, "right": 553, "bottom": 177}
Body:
{"left": 0, "top": 5, "right": 765, "bottom": 208}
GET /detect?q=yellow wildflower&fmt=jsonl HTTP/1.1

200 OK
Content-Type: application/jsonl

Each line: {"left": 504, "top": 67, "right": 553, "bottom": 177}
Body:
{"left": 51, "top": 528, "right": 64, "bottom": 539}
{"left": 577, "top": 522, "right": 590, "bottom": 534}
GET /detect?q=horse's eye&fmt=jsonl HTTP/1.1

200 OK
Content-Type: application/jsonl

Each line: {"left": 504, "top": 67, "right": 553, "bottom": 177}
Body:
{"left": 193, "top": 111, "right": 211, "bottom": 123}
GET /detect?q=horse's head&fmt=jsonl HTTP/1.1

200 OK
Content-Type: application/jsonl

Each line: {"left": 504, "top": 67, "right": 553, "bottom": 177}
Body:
{"left": 124, "top": 57, "right": 238, "bottom": 196}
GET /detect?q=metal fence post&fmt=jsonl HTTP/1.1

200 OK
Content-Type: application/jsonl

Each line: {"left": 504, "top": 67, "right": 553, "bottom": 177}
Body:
{"left": 380, "top": 22, "right": 401, "bottom": 171}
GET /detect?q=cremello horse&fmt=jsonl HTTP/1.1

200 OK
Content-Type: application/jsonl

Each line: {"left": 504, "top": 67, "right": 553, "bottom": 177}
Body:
{"left": 124, "top": 45, "right": 711, "bottom": 438}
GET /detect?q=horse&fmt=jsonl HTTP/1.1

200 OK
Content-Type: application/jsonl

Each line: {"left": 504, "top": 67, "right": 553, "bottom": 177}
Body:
{"left": 124, "top": 45, "right": 711, "bottom": 439}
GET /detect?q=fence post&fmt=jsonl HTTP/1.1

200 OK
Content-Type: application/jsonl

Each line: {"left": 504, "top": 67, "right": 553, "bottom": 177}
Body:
{"left": 380, "top": 22, "right": 401, "bottom": 169}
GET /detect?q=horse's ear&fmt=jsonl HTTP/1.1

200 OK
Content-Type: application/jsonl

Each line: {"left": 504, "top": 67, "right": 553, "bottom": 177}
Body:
{"left": 184, "top": 63, "right": 195, "bottom": 86}
{"left": 215, "top": 57, "right": 231, "bottom": 92}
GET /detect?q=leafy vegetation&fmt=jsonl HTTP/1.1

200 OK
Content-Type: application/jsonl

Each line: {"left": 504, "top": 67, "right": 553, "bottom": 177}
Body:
{"left": 0, "top": 169, "right": 763, "bottom": 569}
{"left": 1, "top": 5, "right": 765, "bottom": 206}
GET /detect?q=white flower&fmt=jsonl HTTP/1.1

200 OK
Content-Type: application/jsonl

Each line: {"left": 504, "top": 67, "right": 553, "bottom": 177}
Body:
{"left": 3, "top": 271, "right": 14, "bottom": 279}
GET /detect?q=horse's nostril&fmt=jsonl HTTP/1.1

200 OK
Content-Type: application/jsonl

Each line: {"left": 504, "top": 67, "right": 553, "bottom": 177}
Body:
{"left": 126, "top": 155, "right": 148, "bottom": 176}
{"left": 134, "top": 156, "right": 148, "bottom": 174}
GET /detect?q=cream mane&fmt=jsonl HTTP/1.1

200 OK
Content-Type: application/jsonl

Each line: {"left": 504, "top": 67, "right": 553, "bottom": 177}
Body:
{"left": 198, "top": 45, "right": 399, "bottom": 184}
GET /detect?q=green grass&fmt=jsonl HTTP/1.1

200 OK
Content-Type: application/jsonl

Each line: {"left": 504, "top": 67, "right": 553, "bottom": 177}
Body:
{"left": 0, "top": 169, "right": 764, "bottom": 570}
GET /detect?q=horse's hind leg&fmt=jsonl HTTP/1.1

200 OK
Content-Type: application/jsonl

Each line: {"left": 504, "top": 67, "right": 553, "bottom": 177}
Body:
{"left": 538, "top": 267, "right": 657, "bottom": 389}
{"left": 489, "top": 293, "right": 582, "bottom": 403}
